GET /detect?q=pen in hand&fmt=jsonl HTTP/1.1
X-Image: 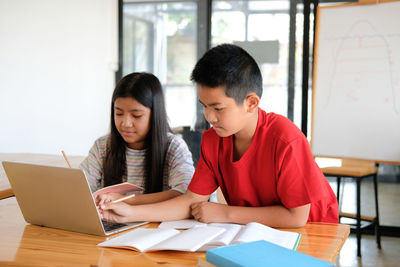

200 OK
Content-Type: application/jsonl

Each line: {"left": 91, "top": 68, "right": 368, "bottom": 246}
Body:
{"left": 98, "top": 193, "right": 136, "bottom": 210}
{"left": 111, "top": 194, "right": 136, "bottom": 204}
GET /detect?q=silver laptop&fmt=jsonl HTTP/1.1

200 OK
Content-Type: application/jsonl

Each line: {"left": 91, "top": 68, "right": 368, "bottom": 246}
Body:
{"left": 2, "top": 161, "right": 148, "bottom": 236}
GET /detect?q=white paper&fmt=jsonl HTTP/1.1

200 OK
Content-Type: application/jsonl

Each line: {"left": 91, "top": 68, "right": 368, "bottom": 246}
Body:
{"left": 158, "top": 219, "right": 207, "bottom": 229}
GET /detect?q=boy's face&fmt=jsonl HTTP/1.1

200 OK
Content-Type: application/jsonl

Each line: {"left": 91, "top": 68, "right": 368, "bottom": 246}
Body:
{"left": 197, "top": 84, "right": 251, "bottom": 137}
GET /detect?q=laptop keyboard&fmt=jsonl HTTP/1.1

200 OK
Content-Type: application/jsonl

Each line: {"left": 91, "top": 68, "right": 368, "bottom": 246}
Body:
{"left": 102, "top": 220, "right": 128, "bottom": 232}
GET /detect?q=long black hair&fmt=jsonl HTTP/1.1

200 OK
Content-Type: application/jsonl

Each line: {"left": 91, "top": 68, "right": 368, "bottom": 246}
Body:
{"left": 103, "top": 72, "right": 170, "bottom": 193}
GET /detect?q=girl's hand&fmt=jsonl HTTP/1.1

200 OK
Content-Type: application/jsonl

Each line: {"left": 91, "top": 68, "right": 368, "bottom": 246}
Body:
{"left": 96, "top": 192, "right": 124, "bottom": 206}
{"left": 98, "top": 201, "right": 133, "bottom": 223}
{"left": 190, "top": 202, "right": 229, "bottom": 223}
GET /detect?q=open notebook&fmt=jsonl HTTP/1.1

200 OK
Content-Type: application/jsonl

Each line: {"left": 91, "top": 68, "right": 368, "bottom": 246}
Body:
{"left": 98, "top": 220, "right": 301, "bottom": 252}
{"left": 159, "top": 220, "right": 301, "bottom": 251}
{"left": 2, "top": 161, "right": 147, "bottom": 236}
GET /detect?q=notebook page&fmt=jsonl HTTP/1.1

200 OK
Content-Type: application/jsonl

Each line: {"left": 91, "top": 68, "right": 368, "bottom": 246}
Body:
{"left": 232, "top": 222, "right": 299, "bottom": 250}
{"left": 98, "top": 228, "right": 179, "bottom": 252}
{"left": 206, "top": 223, "right": 243, "bottom": 246}
{"left": 158, "top": 219, "right": 207, "bottom": 229}
{"left": 148, "top": 226, "right": 226, "bottom": 252}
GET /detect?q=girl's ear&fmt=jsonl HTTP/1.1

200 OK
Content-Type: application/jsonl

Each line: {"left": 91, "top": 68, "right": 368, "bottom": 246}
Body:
{"left": 245, "top": 93, "right": 260, "bottom": 113}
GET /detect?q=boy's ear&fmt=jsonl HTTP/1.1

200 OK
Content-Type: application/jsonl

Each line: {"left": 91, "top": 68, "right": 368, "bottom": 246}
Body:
{"left": 245, "top": 93, "right": 260, "bottom": 112}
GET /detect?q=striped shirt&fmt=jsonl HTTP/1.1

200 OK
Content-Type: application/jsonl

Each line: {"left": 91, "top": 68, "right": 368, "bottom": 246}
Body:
{"left": 79, "top": 133, "right": 195, "bottom": 194}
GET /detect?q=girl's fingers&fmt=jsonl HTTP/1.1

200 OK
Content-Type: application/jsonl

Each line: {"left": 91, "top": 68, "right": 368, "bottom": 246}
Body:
{"left": 97, "top": 193, "right": 114, "bottom": 207}
{"left": 100, "top": 201, "right": 119, "bottom": 211}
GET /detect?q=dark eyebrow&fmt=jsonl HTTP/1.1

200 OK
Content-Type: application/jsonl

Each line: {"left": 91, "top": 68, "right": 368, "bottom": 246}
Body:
{"left": 114, "top": 106, "right": 145, "bottom": 112}
{"left": 198, "top": 99, "right": 222, "bottom": 107}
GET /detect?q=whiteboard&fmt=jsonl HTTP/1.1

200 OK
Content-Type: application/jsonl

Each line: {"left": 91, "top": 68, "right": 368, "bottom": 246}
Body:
{"left": 311, "top": 1, "right": 400, "bottom": 163}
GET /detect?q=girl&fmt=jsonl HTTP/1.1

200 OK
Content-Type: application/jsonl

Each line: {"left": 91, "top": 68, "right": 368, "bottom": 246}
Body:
{"left": 80, "top": 72, "right": 194, "bottom": 205}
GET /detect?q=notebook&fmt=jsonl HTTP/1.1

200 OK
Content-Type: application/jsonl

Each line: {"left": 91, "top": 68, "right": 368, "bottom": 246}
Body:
{"left": 2, "top": 161, "right": 148, "bottom": 236}
{"left": 206, "top": 240, "right": 334, "bottom": 267}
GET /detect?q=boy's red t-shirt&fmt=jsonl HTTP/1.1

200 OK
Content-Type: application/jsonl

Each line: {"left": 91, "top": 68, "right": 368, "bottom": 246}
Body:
{"left": 188, "top": 108, "right": 338, "bottom": 223}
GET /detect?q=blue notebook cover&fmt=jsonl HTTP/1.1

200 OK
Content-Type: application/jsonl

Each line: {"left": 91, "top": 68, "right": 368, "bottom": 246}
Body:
{"left": 206, "top": 240, "right": 334, "bottom": 267}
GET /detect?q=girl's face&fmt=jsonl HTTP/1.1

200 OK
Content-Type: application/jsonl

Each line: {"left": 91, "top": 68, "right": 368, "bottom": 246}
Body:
{"left": 114, "top": 97, "right": 151, "bottom": 150}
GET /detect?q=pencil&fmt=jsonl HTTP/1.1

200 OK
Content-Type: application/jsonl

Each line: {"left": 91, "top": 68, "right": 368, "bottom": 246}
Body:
{"left": 61, "top": 150, "right": 73, "bottom": 168}
{"left": 111, "top": 194, "right": 136, "bottom": 204}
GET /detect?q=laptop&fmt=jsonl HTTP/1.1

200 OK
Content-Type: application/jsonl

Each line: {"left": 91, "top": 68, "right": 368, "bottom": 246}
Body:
{"left": 2, "top": 161, "right": 148, "bottom": 236}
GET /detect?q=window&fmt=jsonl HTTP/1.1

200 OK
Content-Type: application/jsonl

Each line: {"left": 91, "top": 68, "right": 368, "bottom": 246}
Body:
{"left": 211, "top": 0, "right": 303, "bottom": 127}
{"left": 122, "top": 1, "right": 198, "bottom": 128}
{"left": 121, "top": 0, "right": 313, "bottom": 130}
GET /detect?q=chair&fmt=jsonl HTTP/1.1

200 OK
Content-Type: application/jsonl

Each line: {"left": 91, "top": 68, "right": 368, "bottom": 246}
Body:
{"left": 173, "top": 126, "right": 202, "bottom": 167}
{"left": 181, "top": 126, "right": 202, "bottom": 167}
{"left": 320, "top": 158, "right": 381, "bottom": 257}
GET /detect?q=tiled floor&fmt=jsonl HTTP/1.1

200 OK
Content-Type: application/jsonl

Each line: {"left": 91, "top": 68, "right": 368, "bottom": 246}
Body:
{"left": 336, "top": 235, "right": 400, "bottom": 267}
{"left": 327, "top": 179, "right": 400, "bottom": 267}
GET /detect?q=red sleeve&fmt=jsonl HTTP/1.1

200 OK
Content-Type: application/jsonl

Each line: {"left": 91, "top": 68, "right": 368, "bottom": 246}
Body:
{"left": 187, "top": 131, "right": 219, "bottom": 195}
{"left": 276, "top": 136, "right": 329, "bottom": 209}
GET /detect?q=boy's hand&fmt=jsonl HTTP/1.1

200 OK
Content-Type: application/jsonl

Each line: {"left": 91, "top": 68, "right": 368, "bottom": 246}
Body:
{"left": 98, "top": 201, "right": 133, "bottom": 223}
{"left": 190, "top": 201, "right": 229, "bottom": 223}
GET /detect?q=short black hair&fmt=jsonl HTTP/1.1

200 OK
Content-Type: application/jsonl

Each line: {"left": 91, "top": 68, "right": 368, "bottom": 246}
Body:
{"left": 190, "top": 43, "right": 263, "bottom": 104}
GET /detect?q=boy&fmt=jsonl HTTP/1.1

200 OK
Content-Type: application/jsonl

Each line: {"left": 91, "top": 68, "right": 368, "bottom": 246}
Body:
{"left": 100, "top": 44, "right": 338, "bottom": 228}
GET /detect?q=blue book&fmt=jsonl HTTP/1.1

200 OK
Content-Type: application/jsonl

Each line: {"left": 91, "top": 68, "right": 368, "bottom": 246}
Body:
{"left": 206, "top": 240, "right": 334, "bottom": 267}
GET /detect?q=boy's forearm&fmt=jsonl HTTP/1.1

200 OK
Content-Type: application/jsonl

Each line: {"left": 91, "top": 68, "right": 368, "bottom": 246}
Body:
{"left": 127, "top": 190, "right": 209, "bottom": 222}
{"left": 126, "top": 190, "right": 182, "bottom": 205}
{"left": 225, "top": 204, "right": 310, "bottom": 228}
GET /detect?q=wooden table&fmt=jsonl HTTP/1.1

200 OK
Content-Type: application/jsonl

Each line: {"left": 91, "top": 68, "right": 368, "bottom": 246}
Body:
{"left": 0, "top": 197, "right": 349, "bottom": 266}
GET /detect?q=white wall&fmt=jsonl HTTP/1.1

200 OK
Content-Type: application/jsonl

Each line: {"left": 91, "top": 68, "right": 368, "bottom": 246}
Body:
{"left": 0, "top": 0, "right": 118, "bottom": 156}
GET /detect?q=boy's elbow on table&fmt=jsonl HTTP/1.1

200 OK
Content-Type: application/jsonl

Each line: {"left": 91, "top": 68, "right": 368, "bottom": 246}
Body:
{"left": 288, "top": 204, "right": 310, "bottom": 228}
{"left": 290, "top": 216, "right": 308, "bottom": 228}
